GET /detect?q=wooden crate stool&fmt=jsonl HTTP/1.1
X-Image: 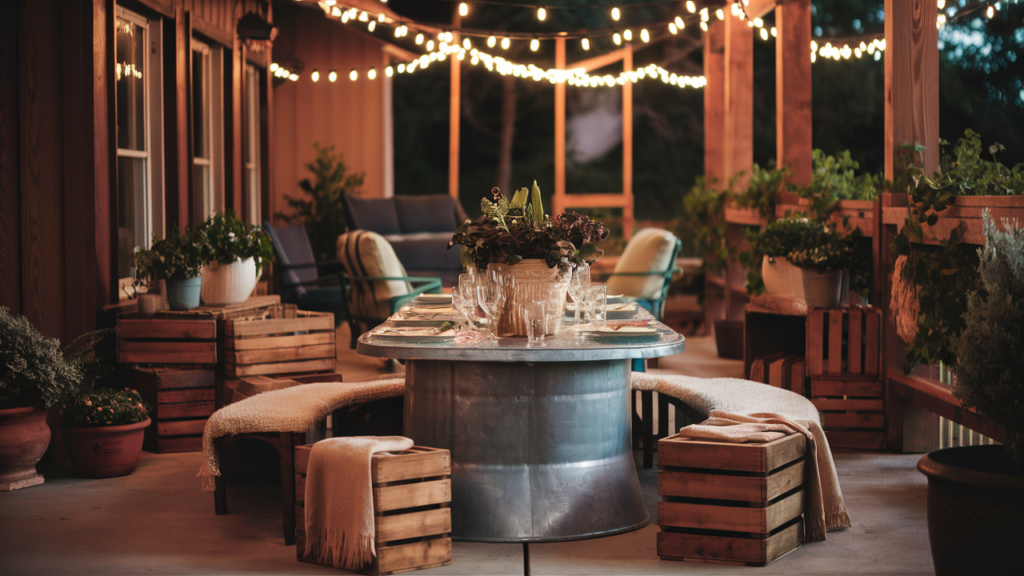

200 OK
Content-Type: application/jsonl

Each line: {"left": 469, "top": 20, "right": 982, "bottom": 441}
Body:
{"left": 295, "top": 444, "right": 453, "bottom": 575}
{"left": 130, "top": 367, "right": 215, "bottom": 454}
{"left": 657, "top": 431, "right": 806, "bottom": 566}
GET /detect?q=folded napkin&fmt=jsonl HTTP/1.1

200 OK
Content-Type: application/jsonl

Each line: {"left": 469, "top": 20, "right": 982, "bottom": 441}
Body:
{"left": 676, "top": 410, "right": 851, "bottom": 542}
{"left": 305, "top": 436, "right": 415, "bottom": 570}
{"left": 401, "top": 306, "right": 453, "bottom": 316}
{"left": 374, "top": 327, "right": 456, "bottom": 338}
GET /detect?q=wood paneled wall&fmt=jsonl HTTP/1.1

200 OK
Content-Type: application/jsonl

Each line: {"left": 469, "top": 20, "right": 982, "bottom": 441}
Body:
{"left": 272, "top": 2, "right": 389, "bottom": 216}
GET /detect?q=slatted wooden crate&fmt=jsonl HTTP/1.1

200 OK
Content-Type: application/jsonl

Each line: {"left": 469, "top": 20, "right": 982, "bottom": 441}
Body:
{"left": 806, "top": 305, "right": 880, "bottom": 377}
{"left": 117, "top": 313, "right": 218, "bottom": 366}
{"left": 219, "top": 305, "right": 335, "bottom": 406}
{"left": 657, "top": 432, "right": 806, "bottom": 566}
{"left": 131, "top": 367, "right": 216, "bottom": 453}
{"left": 295, "top": 444, "right": 453, "bottom": 575}
{"left": 810, "top": 377, "right": 885, "bottom": 450}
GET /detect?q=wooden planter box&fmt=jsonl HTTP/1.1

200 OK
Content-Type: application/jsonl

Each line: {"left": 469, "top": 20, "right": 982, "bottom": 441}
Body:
{"left": 881, "top": 193, "right": 1024, "bottom": 246}
{"left": 776, "top": 193, "right": 876, "bottom": 236}
{"left": 131, "top": 367, "right": 215, "bottom": 453}
{"left": 220, "top": 305, "right": 335, "bottom": 406}
{"left": 295, "top": 444, "right": 452, "bottom": 575}
{"left": 657, "top": 432, "right": 806, "bottom": 566}
{"left": 724, "top": 200, "right": 766, "bottom": 227}
{"left": 117, "top": 313, "right": 218, "bottom": 366}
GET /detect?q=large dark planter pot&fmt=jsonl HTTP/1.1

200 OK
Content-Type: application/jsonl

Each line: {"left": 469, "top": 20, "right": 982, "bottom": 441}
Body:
{"left": 0, "top": 407, "right": 51, "bottom": 491}
{"left": 714, "top": 320, "right": 744, "bottom": 360}
{"left": 918, "top": 445, "right": 1024, "bottom": 576}
{"left": 62, "top": 418, "right": 151, "bottom": 479}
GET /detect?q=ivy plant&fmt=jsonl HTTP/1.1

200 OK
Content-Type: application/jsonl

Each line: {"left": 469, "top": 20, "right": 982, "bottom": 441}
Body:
{"left": 677, "top": 176, "right": 730, "bottom": 274}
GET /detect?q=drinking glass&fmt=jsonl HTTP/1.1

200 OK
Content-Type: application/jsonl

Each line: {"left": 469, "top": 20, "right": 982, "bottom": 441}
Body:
{"left": 525, "top": 301, "right": 547, "bottom": 346}
{"left": 451, "top": 287, "right": 476, "bottom": 333}
{"left": 586, "top": 283, "right": 608, "bottom": 326}
{"left": 567, "top": 262, "right": 591, "bottom": 324}
{"left": 477, "top": 282, "right": 503, "bottom": 341}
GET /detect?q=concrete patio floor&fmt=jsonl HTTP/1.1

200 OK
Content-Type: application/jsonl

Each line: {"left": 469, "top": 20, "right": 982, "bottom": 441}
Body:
{"left": 0, "top": 333, "right": 936, "bottom": 575}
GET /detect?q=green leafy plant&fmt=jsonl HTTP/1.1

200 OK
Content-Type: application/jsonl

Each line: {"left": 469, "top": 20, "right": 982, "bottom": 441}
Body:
{"left": 279, "top": 143, "right": 365, "bottom": 263}
{"left": 890, "top": 130, "right": 1024, "bottom": 370}
{"left": 0, "top": 307, "right": 82, "bottom": 410}
{"left": 796, "top": 150, "right": 881, "bottom": 223}
{"left": 449, "top": 183, "right": 608, "bottom": 271}
{"left": 788, "top": 223, "right": 853, "bottom": 272}
{"left": 733, "top": 160, "right": 792, "bottom": 224}
{"left": 951, "top": 212, "right": 1024, "bottom": 467}
{"left": 752, "top": 218, "right": 819, "bottom": 259}
{"left": 132, "top": 227, "right": 207, "bottom": 285}
{"left": 197, "top": 210, "right": 275, "bottom": 274}
{"left": 677, "top": 177, "right": 730, "bottom": 273}
{"left": 63, "top": 388, "right": 149, "bottom": 427}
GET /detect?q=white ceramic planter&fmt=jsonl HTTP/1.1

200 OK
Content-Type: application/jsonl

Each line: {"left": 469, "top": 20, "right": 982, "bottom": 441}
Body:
{"left": 201, "top": 257, "right": 258, "bottom": 306}
{"left": 801, "top": 268, "right": 844, "bottom": 308}
{"left": 761, "top": 256, "right": 805, "bottom": 299}
{"left": 488, "top": 259, "right": 569, "bottom": 337}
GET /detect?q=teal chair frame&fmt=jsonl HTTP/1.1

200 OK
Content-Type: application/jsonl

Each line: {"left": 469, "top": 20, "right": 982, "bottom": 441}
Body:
{"left": 604, "top": 237, "right": 683, "bottom": 322}
{"left": 338, "top": 273, "right": 442, "bottom": 348}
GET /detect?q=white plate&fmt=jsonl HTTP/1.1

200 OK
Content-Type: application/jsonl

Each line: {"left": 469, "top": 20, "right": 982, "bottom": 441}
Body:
{"left": 371, "top": 327, "right": 457, "bottom": 343}
{"left": 579, "top": 326, "right": 661, "bottom": 341}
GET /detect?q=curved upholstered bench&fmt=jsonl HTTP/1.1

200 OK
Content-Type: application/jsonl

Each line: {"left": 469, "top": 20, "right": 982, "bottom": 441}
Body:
{"left": 631, "top": 373, "right": 823, "bottom": 468}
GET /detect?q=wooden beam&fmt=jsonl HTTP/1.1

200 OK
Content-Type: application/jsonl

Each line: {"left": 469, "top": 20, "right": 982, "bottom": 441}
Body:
{"left": 554, "top": 38, "right": 566, "bottom": 210}
{"left": 723, "top": 11, "right": 753, "bottom": 191}
{"left": 703, "top": 20, "right": 725, "bottom": 186}
{"left": 448, "top": 14, "right": 460, "bottom": 200}
{"left": 890, "top": 373, "right": 1005, "bottom": 443}
{"left": 776, "top": 0, "right": 812, "bottom": 187}
{"left": 744, "top": 0, "right": 779, "bottom": 19}
{"left": 622, "top": 46, "right": 633, "bottom": 239}
{"left": 557, "top": 194, "right": 631, "bottom": 209}
{"left": 569, "top": 46, "right": 630, "bottom": 73}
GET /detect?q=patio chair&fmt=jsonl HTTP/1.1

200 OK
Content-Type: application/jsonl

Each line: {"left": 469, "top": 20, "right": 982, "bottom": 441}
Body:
{"left": 262, "top": 221, "right": 346, "bottom": 323}
{"left": 336, "top": 230, "right": 443, "bottom": 347}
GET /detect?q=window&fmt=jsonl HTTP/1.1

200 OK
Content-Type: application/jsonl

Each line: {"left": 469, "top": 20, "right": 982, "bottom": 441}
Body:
{"left": 243, "top": 64, "right": 262, "bottom": 225}
{"left": 115, "top": 8, "right": 153, "bottom": 285}
{"left": 191, "top": 39, "right": 223, "bottom": 223}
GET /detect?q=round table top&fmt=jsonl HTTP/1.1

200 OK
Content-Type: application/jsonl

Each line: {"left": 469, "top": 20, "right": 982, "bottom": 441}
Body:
{"left": 357, "top": 321, "right": 685, "bottom": 363}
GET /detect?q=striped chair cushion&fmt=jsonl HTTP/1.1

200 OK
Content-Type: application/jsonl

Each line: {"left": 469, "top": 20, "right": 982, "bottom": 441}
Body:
{"left": 336, "top": 231, "right": 411, "bottom": 319}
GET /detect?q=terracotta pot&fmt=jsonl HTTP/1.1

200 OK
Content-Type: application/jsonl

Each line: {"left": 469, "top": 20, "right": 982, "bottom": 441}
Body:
{"left": 918, "top": 446, "right": 1024, "bottom": 576}
{"left": 488, "top": 259, "right": 569, "bottom": 337}
{"left": 761, "top": 256, "right": 805, "bottom": 299}
{"left": 800, "top": 268, "right": 844, "bottom": 308}
{"left": 0, "top": 407, "right": 51, "bottom": 491}
{"left": 62, "top": 418, "right": 150, "bottom": 479}
{"left": 201, "top": 257, "right": 258, "bottom": 306}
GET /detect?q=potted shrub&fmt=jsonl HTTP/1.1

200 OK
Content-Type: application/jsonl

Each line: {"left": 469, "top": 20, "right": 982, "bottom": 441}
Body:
{"left": 917, "top": 212, "right": 1024, "bottom": 575}
{"left": 449, "top": 183, "right": 608, "bottom": 335}
{"left": 752, "top": 218, "right": 817, "bottom": 299}
{"left": 133, "top": 227, "right": 208, "bottom": 311}
{"left": 0, "top": 307, "right": 81, "bottom": 491}
{"left": 61, "top": 388, "right": 150, "bottom": 479}
{"left": 197, "top": 210, "right": 274, "bottom": 306}
{"left": 787, "top": 223, "right": 852, "bottom": 308}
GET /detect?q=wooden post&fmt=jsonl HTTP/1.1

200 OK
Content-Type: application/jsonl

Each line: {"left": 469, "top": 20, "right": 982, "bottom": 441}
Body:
{"left": 723, "top": 14, "right": 753, "bottom": 321}
{"left": 554, "top": 37, "right": 565, "bottom": 215}
{"left": 776, "top": 0, "right": 812, "bottom": 187}
{"left": 164, "top": 7, "right": 191, "bottom": 231}
{"left": 882, "top": 0, "right": 940, "bottom": 453}
{"left": 448, "top": 15, "right": 460, "bottom": 200}
{"left": 703, "top": 20, "right": 726, "bottom": 333}
{"left": 622, "top": 46, "right": 634, "bottom": 239}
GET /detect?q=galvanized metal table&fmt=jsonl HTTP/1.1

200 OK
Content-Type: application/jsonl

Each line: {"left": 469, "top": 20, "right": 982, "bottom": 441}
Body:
{"left": 357, "top": 321, "right": 685, "bottom": 543}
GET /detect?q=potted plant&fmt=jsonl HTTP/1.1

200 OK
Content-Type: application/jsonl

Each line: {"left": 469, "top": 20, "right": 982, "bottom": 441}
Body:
{"left": 61, "top": 388, "right": 150, "bottom": 479}
{"left": 197, "top": 210, "right": 275, "bottom": 306}
{"left": 0, "top": 307, "right": 81, "bottom": 491}
{"left": 449, "top": 183, "right": 608, "bottom": 335}
{"left": 787, "top": 223, "right": 852, "bottom": 308}
{"left": 916, "top": 212, "right": 1024, "bottom": 575}
{"left": 752, "top": 218, "right": 817, "bottom": 299}
{"left": 133, "top": 227, "right": 208, "bottom": 311}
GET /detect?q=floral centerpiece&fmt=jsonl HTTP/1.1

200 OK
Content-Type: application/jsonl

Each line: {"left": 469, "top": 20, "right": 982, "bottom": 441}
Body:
{"left": 133, "top": 227, "right": 208, "bottom": 310}
{"left": 448, "top": 183, "right": 608, "bottom": 335}
{"left": 196, "top": 210, "right": 275, "bottom": 306}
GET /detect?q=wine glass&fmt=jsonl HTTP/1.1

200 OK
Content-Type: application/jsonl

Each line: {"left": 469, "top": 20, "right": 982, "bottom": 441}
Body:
{"left": 476, "top": 282, "right": 503, "bottom": 341}
{"left": 567, "top": 262, "right": 591, "bottom": 324}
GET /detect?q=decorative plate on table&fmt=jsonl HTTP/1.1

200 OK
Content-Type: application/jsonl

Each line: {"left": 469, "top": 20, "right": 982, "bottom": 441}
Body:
{"left": 370, "top": 326, "right": 457, "bottom": 343}
{"left": 411, "top": 294, "right": 452, "bottom": 307}
{"left": 565, "top": 301, "right": 638, "bottom": 319}
{"left": 399, "top": 306, "right": 454, "bottom": 318}
{"left": 578, "top": 325, "right": 661, "bottom": 342}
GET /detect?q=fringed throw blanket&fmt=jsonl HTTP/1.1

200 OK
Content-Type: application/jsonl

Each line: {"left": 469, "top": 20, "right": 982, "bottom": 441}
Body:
{"left": 304, "top": 436, "right": 414, "bottom": 570}
{"left": 631, "top": 373, "right": 851, "bottom": 541}
{"left": 198, "top": 376, "right": 405, "bottom": 489}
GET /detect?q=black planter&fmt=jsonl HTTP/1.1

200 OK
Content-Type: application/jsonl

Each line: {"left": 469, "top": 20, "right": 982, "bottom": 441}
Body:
{"left": 714, "top": 320, "right": 743, "bottom": 360}
{"left": 917, "top": 445, "right": 1024, "bottom": 576}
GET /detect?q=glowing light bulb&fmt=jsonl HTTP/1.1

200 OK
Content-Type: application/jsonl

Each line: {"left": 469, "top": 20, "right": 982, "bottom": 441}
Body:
{"left": 530, "top": 38, "right": 539, "bottom": 51}
{"left": 669, "top": 23, "right": 677, "bottom": 34}
{"left": 444, "top": 31, "right": 453, "bottom": 43}
{"left": 487, "top": 36, "right": 496, "bottom": 47}
{"left": 331, "top": 7, "right": 341, "bottom": 17}
{"left": 415, "top": 33, "right": 423, "bottom": 45}
{"left": 754, "top": 18, "right": 763, "bottom": 28}
{"left": 501, "top": 37, "right": 510, "bottom": 49}
{"left": 368, "top": 68, "right": 377, "bottom": 79}
{"left": 289, "top": 73, "right": 298, "bottom": 81}
{"left": 341, "top": 12, "right": 350, "bottom": 23}
{"left": 349, "top": 69, "right": 357, "bottom": 81}
{"left": 611, "top": 7, "right": 620, "bottom": 21}
{"left": 581, "top": 38, "right": 590, "bottom": 50}
{"left": 378, "top": 13, "right": 385, "bottom": 22}
{"left": 459, "top": 2, "right": 468, "bottom": 17}
{"left": 938, "top": 0, "right": 945, "bottom": 8}
{"left": 675, "top": 16, "right": 684, "bottom": 29}
{"left": 700, "top": 21, "right": 708, "bottom": 32}
{"left": 686, "top": 2, "right": 696, "bottom": 13}
{"left": 716, "top": 8, "right": 724, "bottom": 20}
{"left": 640, "top": 29, "right": 649, "bottom": 43}
{"left": 358, "top": 11, "right": 368, "bottom": 22}
{"left": 613, "top": 32, "right": 622, "bottom": 45}
{"left": 760, "top": 28, "right": 768, "bottom": 41}
{"left": 329, "top": 70, "right": 337, "bottom": 82}
{"left": 623, "top": 29, "right": 632, "bottom": 41}
{"left": 986, "top": 5, "right": 995, "bottom": 18}
{"left": 398, "top": 63, "right": 406, "bottom": 73}
{"left": 311, "top": 69, "right": 319, "bottom": 82}
{"left": 463, "top": 38, "right": 471, "bottom": 49}
{"left": 771, "top": 27, "right": 777, "bottom": 37}
{"left": 426, "top": 39, "right": 434, "bottom": 51}
{"left": 270, "top": 63, "right": 279, "bottom": 71}
{"left": 368, "top": 21, "right": 375, "bottom": 32}
{"left": 700, "top": 8, "right": 709, "bottom": 22}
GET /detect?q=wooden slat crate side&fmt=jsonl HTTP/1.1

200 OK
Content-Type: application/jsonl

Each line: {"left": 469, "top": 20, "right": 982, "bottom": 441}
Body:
{"left": 223, "top": 331, "right": 335, "bottom": 351}
{"left": 373, "top": 479, "right": 452, "bottom": 513}
{"left": 376, "top": 508, "right": 452, "bottom": 543}
{"left": 156, "top": 400, "right": 216, "bottom": 420}
{"left": 658, "top": 490, "right": 803, "bottom": 534}
{"left": 806, "top": 310, "right": 824, "bottom": 376}
{"left": 118, "top": 340, "right": 218, "bottom": 365}
{"left": 224, "top": 358, "right": 337, "bottom": 378}
{"left": 848, "top": 306, "right": 863, "bottom": 374}
{"left": 658, "top": 434, "right": 805, "bottom": 474}
{"left": 788, "top": 359, "right": 806, "bottom": 396}
{"left": 117, "top": 315, "right": 218, "bottom": 340}
{"left": 864, "top": 310, "right": 880, "bottom": 374}
{"left": 658, "top": 462, "right": 802, "bottom": 503}
{"left": 157, "top": 387, "right": 215, "bottom": 404}
{"left": 156, "top": 418, "right": 208, "bottom": 437}
{"left": 658, "top": 521, "right": 803, "bottom": 566}
{"left": 824, "top": 430, "right": 885, "bottom": 450}
{"left": 811, "top": 398, "right": 884, "bottom": 412}
{"left": 369, "top": 537, "right": 453, "bottom": 576}
{"left": 224, "top": 343, "right": 337, "bottom": 366}
{"left": 821, "top": 412, "right": 884, "bottom": 429}
{"left": 372, "top": 448, "right": 451, "bottom": 484}
{"left": 809, "top": 377, "right": 883, "bottom": 398}
{"left": 827, "top": 310, "right": 843, "bottom": 374}
{"left": 225, "top": 311, "right": 334, "bottom": 337}
{"left": 147, "top": 368, "right": 215, "bottom": 390}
